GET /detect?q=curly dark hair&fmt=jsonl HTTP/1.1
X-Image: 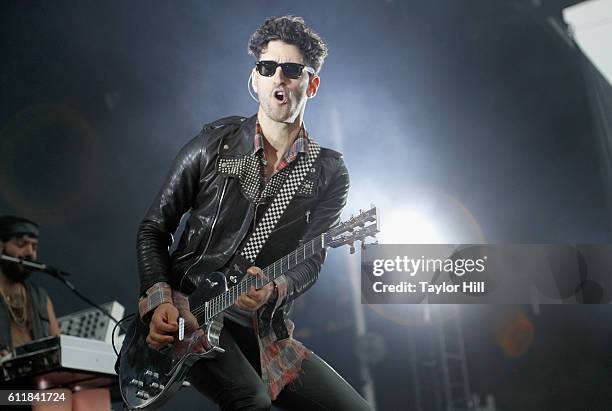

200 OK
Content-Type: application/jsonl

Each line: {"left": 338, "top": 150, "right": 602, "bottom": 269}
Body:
{"left": 248, "top": 16, "right": 328, "bottom": 73}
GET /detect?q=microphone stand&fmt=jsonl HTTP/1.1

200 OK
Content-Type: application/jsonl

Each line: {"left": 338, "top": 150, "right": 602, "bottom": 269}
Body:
{"left": 0, "top": 254, "right": 126, "bottom": 332}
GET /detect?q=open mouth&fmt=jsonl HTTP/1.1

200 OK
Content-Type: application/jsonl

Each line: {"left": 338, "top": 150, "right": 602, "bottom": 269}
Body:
{"left": 273, "top": 89, "right": 288, "bottom": 104}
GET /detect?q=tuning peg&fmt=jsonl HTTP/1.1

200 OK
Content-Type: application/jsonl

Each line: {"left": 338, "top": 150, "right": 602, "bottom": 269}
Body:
{"left": 361, "top": 242, "right": 367, "bottom": 250}
{"left": 349, "top": 243, "right": 356, "bottom": 254}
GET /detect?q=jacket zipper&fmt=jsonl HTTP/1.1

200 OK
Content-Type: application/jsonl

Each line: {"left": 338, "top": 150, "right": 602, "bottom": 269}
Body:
{"left": 179, "top": 178, "right": 229, "bottom": 291}
{"left": 252, "top": 202, "right": 261, "bottom": 232}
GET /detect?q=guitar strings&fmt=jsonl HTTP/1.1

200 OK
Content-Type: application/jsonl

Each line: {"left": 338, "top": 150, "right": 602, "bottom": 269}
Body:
{"left": 188, "top": 235, "right": 326, "bottom": 321}
{"left": 189, "top": 247, "right": 308, "bottom": 319}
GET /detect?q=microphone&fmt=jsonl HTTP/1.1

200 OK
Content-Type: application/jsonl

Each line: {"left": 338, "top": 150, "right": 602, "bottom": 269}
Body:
{"left": 0, "top": 254, "right": 71, "bottom": 277}
{"left": 0, "top": 254, "right": 127, "bottom": 340}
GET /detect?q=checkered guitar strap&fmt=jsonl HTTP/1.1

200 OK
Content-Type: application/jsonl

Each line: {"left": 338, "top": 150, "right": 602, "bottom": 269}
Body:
{"left": 240, "top": 141, "right": 321, "bottom": 264}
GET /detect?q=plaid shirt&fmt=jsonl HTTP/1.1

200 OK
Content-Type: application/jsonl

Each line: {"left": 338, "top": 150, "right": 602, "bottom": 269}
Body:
{"left": 254, "top": 121, "right": 309, "bottom": 175}
{"left": 139, "top": 122, "right": 313, "bottom": 400}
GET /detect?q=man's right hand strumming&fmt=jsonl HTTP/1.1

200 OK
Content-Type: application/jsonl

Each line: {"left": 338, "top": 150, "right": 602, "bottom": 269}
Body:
{"left": 146, "top": 302, "right": 179, "bottom": 350}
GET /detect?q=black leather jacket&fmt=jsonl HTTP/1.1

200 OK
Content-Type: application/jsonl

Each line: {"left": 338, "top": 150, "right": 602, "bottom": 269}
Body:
{"left": 136, "top": 114, "right": 349, "bottom": 338}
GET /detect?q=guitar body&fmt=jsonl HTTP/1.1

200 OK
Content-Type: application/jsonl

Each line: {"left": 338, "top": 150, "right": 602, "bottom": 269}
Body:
{"left": 118, "top": 206, "right": 379, "bottom": 410}
{"left": 118, "top": 271, "right": 228, "bottom": 410}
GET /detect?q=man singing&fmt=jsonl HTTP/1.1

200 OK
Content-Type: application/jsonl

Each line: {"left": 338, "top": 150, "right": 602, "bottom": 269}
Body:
{"left": 136, "top": 16, "right": 371, "bottom": 410}
{"left": 0, "top": 217, "right": 113, "bottom": 411}
{"left": 0, "top": 216, "right": 61, "bottom": 353}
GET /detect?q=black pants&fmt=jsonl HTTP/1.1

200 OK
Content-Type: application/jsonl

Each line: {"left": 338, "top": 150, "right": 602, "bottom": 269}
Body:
{"left": 187, "top": 320, "right": 372, "bottom": 411}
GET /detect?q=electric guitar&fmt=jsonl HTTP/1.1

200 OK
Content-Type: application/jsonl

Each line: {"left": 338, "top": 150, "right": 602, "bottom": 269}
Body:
{"left": 118, "top": 206, "right": 379, "bottom": 410}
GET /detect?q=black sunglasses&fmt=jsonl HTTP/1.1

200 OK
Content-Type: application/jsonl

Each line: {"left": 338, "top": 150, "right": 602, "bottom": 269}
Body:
{"left": 255, "top": 60, "right": 315, "bottom": 79}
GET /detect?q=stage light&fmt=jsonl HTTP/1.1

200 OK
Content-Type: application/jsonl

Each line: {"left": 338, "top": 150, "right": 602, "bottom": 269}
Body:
{"left": 377, "top": 207, "right": 445, "bottom": 244}
{"left": 346, "top": 181, "right": 485, "bottom": 245}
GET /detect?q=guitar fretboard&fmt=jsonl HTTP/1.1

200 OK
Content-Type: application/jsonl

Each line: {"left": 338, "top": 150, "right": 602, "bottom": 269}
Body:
{"left": 193, "top": 234, "right": 327, "bottom": 323}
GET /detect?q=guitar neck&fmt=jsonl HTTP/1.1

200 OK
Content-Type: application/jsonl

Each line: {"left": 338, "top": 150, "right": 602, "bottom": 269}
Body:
{"left": 202, "top": 234, "right": 327, "bottom": 320}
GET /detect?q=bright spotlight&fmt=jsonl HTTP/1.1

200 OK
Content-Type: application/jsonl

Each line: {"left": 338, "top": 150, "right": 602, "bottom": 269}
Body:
{"left": 345, "top": 180, "right": 485, "bottom": 245}
{"left": 378, "top": 207, "right": 446, "bottom": 244}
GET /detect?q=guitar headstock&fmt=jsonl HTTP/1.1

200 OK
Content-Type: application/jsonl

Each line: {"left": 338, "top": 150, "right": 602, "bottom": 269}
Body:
{"left": 326, "top": 205, "right": 379, "bottom": 252}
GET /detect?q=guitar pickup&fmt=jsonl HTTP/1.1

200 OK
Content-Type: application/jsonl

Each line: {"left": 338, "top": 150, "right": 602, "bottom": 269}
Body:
{"left": 178, "top": 317, "right": 185, "bottom": 341}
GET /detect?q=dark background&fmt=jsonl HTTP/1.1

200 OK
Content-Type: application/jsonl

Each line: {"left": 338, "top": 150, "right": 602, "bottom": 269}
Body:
{"left": 1, "top": 1, "right": 612, "bottom": 410}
